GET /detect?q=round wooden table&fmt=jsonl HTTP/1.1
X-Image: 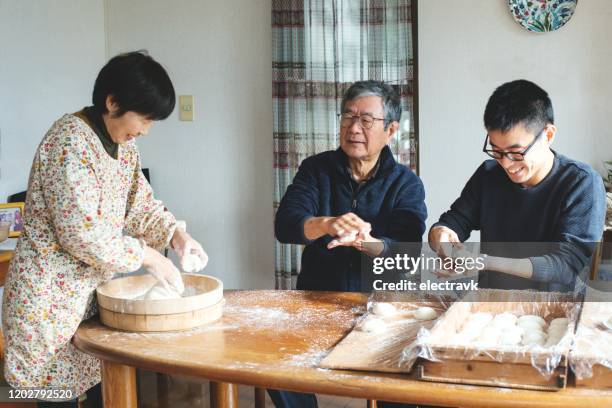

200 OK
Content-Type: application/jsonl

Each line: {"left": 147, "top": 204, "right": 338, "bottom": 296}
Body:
{"left": 74, "top": 290, "right": 612, "bottom": 408}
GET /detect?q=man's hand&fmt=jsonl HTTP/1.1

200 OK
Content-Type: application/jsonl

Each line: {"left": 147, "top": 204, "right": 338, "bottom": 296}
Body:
{"left": 303, "top": 213, "right": 383, "bottom": 256}
{"left": 428, "top": 225, "right": 462, "bottom": 258}
{"left": 325, "top": 212, "right": 371, "bottom": 241}
{"left": 429, "top": 225, "right": 464, "bottom": 279}
{"left": 324, "top": 213, "right": 383, "bottom": 256}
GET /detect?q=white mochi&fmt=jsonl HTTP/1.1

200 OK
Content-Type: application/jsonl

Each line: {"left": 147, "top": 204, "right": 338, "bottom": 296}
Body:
{"left": 465, "top": 312, "right": 493, "bottom": 326}
{"left": 549, "top": 317, "right": 569, "bottom": 328}
{"left": 181, "top": 253, "right": 204, "bottom": 273}
{"left": 459, "top": 325, "right": 483, "bottom": 342}
{"left": 414, "top": 306, "right": 437, "bottom": 321}
{"left": 517, "top": 319, "right": 547, "bottom": 333}
{"left": 499, "top": 332, "right": 522, "bottom": 346}
{"left": 545, "top": 333, "right": 563, "bottom": 347}
{"left": 144, "top": 282, "right": 183, "bottom": 300}
{"left": 547, "top": 325, "right": 567, "bottom": 337}
{"left": 518, "top": 315, "right": 546, "bottom": 328}
{"left": 372, "top": 302, "right": 397, "bottom": 317}
{"left": 359, "top": 316, "right": 387, "bottom": 333}
{"left": 459, "top": 319, "right": 491, "bottom": 342}
{"left": 522, "top": 331, "right": 547, "bottom": 346}
{"left": 460, "top": 312, "right": 492, "bottom": 332}
{"left": 452, "top": 332, "right": 472, "bottom": 345}
{"left": 478, "top": 326, "right": 501, "bottom": 344}
{"left": 498, "top": 325, "right": 524, "bottom": 346}
{"left": 492, "top": 312, "right": 518, "bottom": 328}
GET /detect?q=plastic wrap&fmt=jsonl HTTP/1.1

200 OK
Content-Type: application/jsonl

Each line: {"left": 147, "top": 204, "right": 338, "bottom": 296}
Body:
{"left": 402, "top": 289, "right": 582, "bottom": 380}
{"left": 320, "top": 291, "right": 453, "bottom": 373}
{"left": 569, "top": 286, "right": 612, "bottom": 380}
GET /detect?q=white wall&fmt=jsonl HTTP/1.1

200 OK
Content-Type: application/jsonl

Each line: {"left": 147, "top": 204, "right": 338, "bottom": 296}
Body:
{"left": 419, "top": 0, "right": 612, "bottom": 234}
{"left": 105, "top": 0, "right": 274, "bottom": 289}
{"left": 0, "top": 0, "right": 106, "bottom": 200}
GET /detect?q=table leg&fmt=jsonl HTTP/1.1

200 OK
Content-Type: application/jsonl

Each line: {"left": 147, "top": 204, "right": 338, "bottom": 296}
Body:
{"left": 367, "top": 400, "right": 378, "bottom": 408}
{"left": 101, "top": 360, "right": 137, "bottom": 408}
{"left": 209, "top": 381, "right": 237, "bottom": 408}
{"left": 254, "top": 387, "right": 266, "bottom": 408}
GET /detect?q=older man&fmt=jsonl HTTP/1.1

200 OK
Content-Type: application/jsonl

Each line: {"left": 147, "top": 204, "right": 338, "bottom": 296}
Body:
{"left": 275, "top": 80, "right": 427, "bottom": 293}
{"left": 272, "top": 81, "right": 426, "bottom": 408}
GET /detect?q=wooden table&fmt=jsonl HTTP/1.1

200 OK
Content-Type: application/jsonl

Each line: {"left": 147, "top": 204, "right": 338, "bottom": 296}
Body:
{"left": 74, "top": 290, "right": 612, "bottom": 408}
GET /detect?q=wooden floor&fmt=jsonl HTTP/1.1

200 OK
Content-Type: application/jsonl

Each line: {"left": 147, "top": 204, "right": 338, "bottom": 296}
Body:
{"left": 137, "top": 370, "right": 367, "bottom": 408}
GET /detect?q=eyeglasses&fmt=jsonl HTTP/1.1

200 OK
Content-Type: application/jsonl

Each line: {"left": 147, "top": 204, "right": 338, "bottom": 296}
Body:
{"left": 482, "top": 128, "right": 546, "bottom": 161}
{"left": 338, "top": 113, "right": 385, "bottom": 129}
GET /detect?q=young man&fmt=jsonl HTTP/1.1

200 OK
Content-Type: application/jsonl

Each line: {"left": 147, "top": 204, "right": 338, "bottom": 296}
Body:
{"left": 429, "top": 79, "right": 606, "bottom": 291}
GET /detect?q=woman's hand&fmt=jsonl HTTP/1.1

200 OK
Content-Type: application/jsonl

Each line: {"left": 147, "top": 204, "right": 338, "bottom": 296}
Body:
{"left": 171, "top": 229, "right": 209, "bottom": 273}
{"left": 141, "top": 245, "right": 185, "bottom": 293}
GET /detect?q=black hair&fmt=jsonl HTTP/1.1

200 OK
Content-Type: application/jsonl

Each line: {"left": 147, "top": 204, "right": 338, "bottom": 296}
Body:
{"left": 92, "top": 50, "right": 175, "bottom": 120}
{"left": 484, "top": 79, "right": 554, "bottom": 134}
{"left": 341, "top": 80, "right": 402, "bottom": 129}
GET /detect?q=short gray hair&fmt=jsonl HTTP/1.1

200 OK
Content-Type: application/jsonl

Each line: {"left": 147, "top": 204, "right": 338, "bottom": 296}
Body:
{"left": 341, "top": 80, "right": 402, "bottom": 129}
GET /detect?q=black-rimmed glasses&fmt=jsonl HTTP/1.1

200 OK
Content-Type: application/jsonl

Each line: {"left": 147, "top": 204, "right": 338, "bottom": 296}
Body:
{"left": 482, "top": 128, "right": 545, "bottom": 161}
{"left": 338, "top": 113, "right": 385, "bottom": 129}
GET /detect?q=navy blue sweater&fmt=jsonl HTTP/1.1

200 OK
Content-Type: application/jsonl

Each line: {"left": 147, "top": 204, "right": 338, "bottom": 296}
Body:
{"left": 275, "top": 146, "right": 427, "bottom": 291}
{"left": 435, "top": 152, "right": 606, "bottom": 291}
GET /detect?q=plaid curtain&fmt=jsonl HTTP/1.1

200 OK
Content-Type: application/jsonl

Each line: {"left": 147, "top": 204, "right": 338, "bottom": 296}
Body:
{"left": 273, "top": 0, "right": 417, "bottom": 289}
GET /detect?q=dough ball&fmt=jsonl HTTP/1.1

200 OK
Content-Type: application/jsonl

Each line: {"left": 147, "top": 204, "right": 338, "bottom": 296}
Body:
{"left": 464, "top": 312, "right": 493, "bottom": 329}
{"left": 144, "top": 283, "right": 183, "bottom": 300}
{"left": 545, "top": 334, "right": 563, "bottom": 347}
{"left": 459, "top": 323, "right": 487, "bottom": 342}
{"left": 517, "top": 315, "right": 546, "bottom": 328}
{"left": 522, "top": 331, "right": 547, "bottom": 346}
{"left": 499, "top": 325, "right": 524, "bottom": 344}
{"left": 547, "top": 325, "right": 566, "bottom": 337}
{"left": 414, "top": 306, "right": 437, "bottom": 321}
{"left": 181, "top": 253, "right": 204, "bottom": 273}
{"left": 372, "top": 302, "right": 397, "bottom": 317}
{"left": 549, "top": 317, "right": 569, "bottom": 327}
{"left": 459, "top": 312, "right": 492, "bottom": 340}
{"left": 492, "top": 312, "right": 518, "bottom": 328}
{"left": 517, "top": 319, "right": 547, "bottom": 333}
{"left": 452, "top": 332, "right": 472, "bottom": 345}
{"left": 478, "top": 326, "right": 501, "bottom": 344}
{"left": 499, "top": 332, "right": 522, "bottom": 346}
{"left": 359, "top": 316, "right": 387, "bottom": 333}
{"left": 467, "top": 312, "right": 493, "bottom": 323}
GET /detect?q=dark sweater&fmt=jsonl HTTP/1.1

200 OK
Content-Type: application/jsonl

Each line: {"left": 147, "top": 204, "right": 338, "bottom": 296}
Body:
{"left": 435, "top": 152, "right": 606, "bottom": 291}
{"left": 275, "top": 146, "right": 427, "bottom": 292}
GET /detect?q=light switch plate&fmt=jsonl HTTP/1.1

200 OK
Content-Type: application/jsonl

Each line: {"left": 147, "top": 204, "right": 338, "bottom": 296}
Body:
{"left": 179, "top": 95, "right": 194, "bottom": 121}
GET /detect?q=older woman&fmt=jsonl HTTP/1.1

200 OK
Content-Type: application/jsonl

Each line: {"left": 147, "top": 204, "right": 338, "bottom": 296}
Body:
{"left": 2, "top": 51, "right": 208, "bottom": 407}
